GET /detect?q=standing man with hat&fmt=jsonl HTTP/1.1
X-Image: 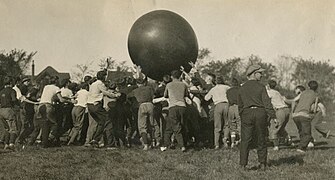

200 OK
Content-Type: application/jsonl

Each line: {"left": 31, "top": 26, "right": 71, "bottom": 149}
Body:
{"left": 237, "top": 64, "right": 276, "bottom": 170}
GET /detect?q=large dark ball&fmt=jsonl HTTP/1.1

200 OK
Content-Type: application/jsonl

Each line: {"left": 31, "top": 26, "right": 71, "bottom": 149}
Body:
{"left": 128, "top": 10, "right": 198, "bottom": 80}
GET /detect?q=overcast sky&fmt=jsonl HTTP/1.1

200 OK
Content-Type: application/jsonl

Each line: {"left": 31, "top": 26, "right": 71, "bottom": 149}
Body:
{"left": 1, "top": 0, "right": 334, "bottom": 74}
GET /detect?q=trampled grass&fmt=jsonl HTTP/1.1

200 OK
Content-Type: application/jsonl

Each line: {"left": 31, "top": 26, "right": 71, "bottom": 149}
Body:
{"left": 0, "top": 144, "right": 334, "bottom": 180}
{"left": 0, "top": 119, "right": 334, "bottom": 180}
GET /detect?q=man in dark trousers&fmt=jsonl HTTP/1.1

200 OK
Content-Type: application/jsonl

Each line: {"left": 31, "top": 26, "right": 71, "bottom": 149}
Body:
{"left": 292, "top": 80, "right": 320, "bottom": 153}
{"left": 161, "top": 70, "right": 189, "bottom": 152}
{"left": 237, "top": 64, "right": 276, "bottom": 170}
{"left": 0, "top": 76, "right": 19, "bottom": 150}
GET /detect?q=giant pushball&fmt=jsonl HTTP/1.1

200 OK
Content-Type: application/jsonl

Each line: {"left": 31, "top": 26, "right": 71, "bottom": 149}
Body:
{"left": 128, "top": 10, "right": 198, "bottom": 80}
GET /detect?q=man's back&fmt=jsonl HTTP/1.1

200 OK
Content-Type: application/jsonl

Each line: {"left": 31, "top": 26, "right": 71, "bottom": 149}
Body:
{"left": 165, "top": 80, "right": 187, "bottom": 108}
{"left": 294, "top": 89, "right": 317, "bottom": 114}
{"left": 133, "top": 85, "right": 154, "bottom": 104}
{"left": 227, "top": 86, "right": 239, "bottom": 106}
{"left": 239, "top": 80, "right": 268, "bottom": 108}
{"left": 0, "top": 87, "right": 17, "bottom": 108}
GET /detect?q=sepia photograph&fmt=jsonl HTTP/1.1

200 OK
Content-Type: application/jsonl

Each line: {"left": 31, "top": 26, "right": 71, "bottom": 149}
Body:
{"left": 0, "top": 0, "right": 334, "bottom": 179}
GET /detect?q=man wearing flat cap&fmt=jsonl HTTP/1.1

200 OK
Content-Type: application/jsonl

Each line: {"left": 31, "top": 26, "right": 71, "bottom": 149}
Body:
{"left": 237, "top": 64, "right": 276, "bottom": 170}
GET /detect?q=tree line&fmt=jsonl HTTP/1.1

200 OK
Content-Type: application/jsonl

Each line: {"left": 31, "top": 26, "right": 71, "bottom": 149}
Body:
{"left": 1, "top": 48, "right": 334, "bottom": 103}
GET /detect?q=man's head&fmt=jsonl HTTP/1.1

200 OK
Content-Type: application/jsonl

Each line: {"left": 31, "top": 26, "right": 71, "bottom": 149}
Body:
{"left": 205, "top": 73, "right": 216, "bottom": 84}
{"left": 308, "top": 80, "right": 318, "bottom": 91}
{"left": 231, "top": 78, "right": 239, "bottom": 87}
{"left": 96, "top": 70, "right": 107, "bottom": 81}
{"left": 21, "top": 77, "right": 31, "bottom": 86}
{"left": 162, "top": 74, "right": 171, "bottom": 84}
{"left": 295, "top": 85, "right": 305, "bottom": 95}
{"left": 60, "top": 79, "right": 70, "bottom": 88}
{"left": 79, "top": 82, "right": 89, "bottom": 91}
{"left": 171, "top": 70, "right": 182, "bottom": 80}
{"left": 216, "top": 76, "right": 225, "bottom": 85}
{"left": 246, "top": 64, "right": 265, "bottom": 81}
{"left": 268, "top": 80, "right": 277, "bottom": 89}
{"left": 136, "top": 77, "right": 147, "bottom": 86}
{"left": 49, "top": 76, "right": 59, "bottom": 85}
{"left": 191, "top": 77, "right": 201, "bottom": 86}
{"left": 83, "top": 75, "right": 92, "bottom": 83}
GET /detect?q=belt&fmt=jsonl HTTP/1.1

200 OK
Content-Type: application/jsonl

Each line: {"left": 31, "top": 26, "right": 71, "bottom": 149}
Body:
{"left": 140, "top": 102, "right": 153, "bottom": 105}
{"left": 40, "top": 102, "right": 53, "bottom": 105}
{"left": 248, "top": 106, "right": 263, "bottom": 109}
{"left": 274, "top": 107, "right": 289, "bottom": 111}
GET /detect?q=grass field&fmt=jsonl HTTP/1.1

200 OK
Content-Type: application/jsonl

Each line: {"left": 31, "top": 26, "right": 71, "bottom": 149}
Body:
{"left": 0, "top": 119, "right": 335, "bottom": 180}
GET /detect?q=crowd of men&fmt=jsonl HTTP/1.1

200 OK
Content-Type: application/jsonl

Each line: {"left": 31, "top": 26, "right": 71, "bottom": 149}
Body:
{"left": 0, "top": 63, "right": 333, "bottom": 170}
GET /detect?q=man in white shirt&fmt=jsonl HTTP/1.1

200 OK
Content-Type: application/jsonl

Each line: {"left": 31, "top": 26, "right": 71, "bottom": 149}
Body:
{"left": 59, "top": 79, "right": 74, "bottom": 138}
{"left": 68, "top": 82, "right": 89, "bottom": 145}
{"left": 266, "top": 80, "right": 290, "bottom": 150}
{"left": 86, "top": 70, "right": 120, "bottom": 147}
{"left": 38, "top": 76, "right": 71, "bottom": 147}
{"left": 204, "top": 76, "right": 230, "bottom": 149}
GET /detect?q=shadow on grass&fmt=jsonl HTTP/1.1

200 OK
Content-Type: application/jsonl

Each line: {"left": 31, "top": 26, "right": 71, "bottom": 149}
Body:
{"left": 312, "top": 146, "right": 335, "bottom": 150}
{"left": 268, "top": 155, "right": 305, "bottom": 166}
{"left": 313, "top": 141, "right": 328, "bottom": 146}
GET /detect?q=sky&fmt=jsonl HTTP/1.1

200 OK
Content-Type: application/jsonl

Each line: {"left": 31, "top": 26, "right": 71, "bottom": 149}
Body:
{"left": 1, "top": 0, "right": 335, "bottom": 75}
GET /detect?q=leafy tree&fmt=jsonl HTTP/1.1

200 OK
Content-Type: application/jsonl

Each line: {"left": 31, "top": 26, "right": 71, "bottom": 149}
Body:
{"left": 292, "top": 58, "right": 335, "bottom": 102}
{"left": 246, "top": 54, "right": 277, "bottom": 83}
{"left": 71, "top": 61, "right": 95, "bottom": 82}
{"left": 201, "top": 57, "right": 244, "bottom": 84}
{"left": 275, "top": 55, "right": 296, "bottom": 90}
{"left": 0, "top": 49, "right": 36, "bottom": 87}
{"left": 98, "top": 57, "right": 131, "bottom": 72}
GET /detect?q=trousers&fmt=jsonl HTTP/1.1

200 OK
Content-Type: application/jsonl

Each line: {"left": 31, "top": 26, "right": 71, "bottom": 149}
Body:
{"left": 213, "top": 102, "right": 229, "bottom": 147}
{"left": 269, "top": 107, "right": 290, "bottom": 146}
{"left": 87, "top": 103, "right": 107, "bottom": 142}
{"left": 293, "top": 116, "right": 312, "bottom": 150}
{"left": 163, "top": 106, "right": 186, "bottom": 147}
{"left": 240, "top": 108, "right": 268, "bottom": 166}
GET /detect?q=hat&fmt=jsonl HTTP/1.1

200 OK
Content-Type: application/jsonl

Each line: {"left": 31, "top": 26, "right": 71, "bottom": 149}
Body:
{"left": 21, "top": 77, "right": 30, "bottom": 83}
{"left": 246, "top": 64, "right": 265, "bottom": 76}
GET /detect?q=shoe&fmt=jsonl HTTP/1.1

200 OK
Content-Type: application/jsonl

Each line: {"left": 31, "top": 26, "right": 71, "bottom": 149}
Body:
{"left": 84, "top": 143, "right": 92, "bottom": 147}
{"left": 155, "top": 142, "right": 160, "bottom": 147}
{"left": 160, "top": 146, "right": 167, "bottom": 152}
{"left": 296, "top": 149, "right": 306, "bottom": 153}
{"left": 98, "top": 143, "right": 105, "bottom": 148}
{"left": 181, "top": 147, "right": 187, "bottom": 152}
{"left": 9, "top": 143, "right": 15, "bottom": 150}
{"left": 307, "top": 142, "right": 314, "bottom": 148}
{"left": 273, "top": 146, "right": 279, "bottom": 151}
{"left": 214, "top": 146, "right": 220, "bottom": 150}
{"left": 143, "top": 144, "right": 149, "bottom": 151}
{"left": 89, "top": 140, "right": 99, "bottom": 148}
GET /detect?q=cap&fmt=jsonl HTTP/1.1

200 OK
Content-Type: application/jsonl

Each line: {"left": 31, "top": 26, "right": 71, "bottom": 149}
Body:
{"left": 246, "top": 64, "right": 265, "bottom": 76}
{"left": 21, "top": 77, "right": 30, "bottom": 83}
